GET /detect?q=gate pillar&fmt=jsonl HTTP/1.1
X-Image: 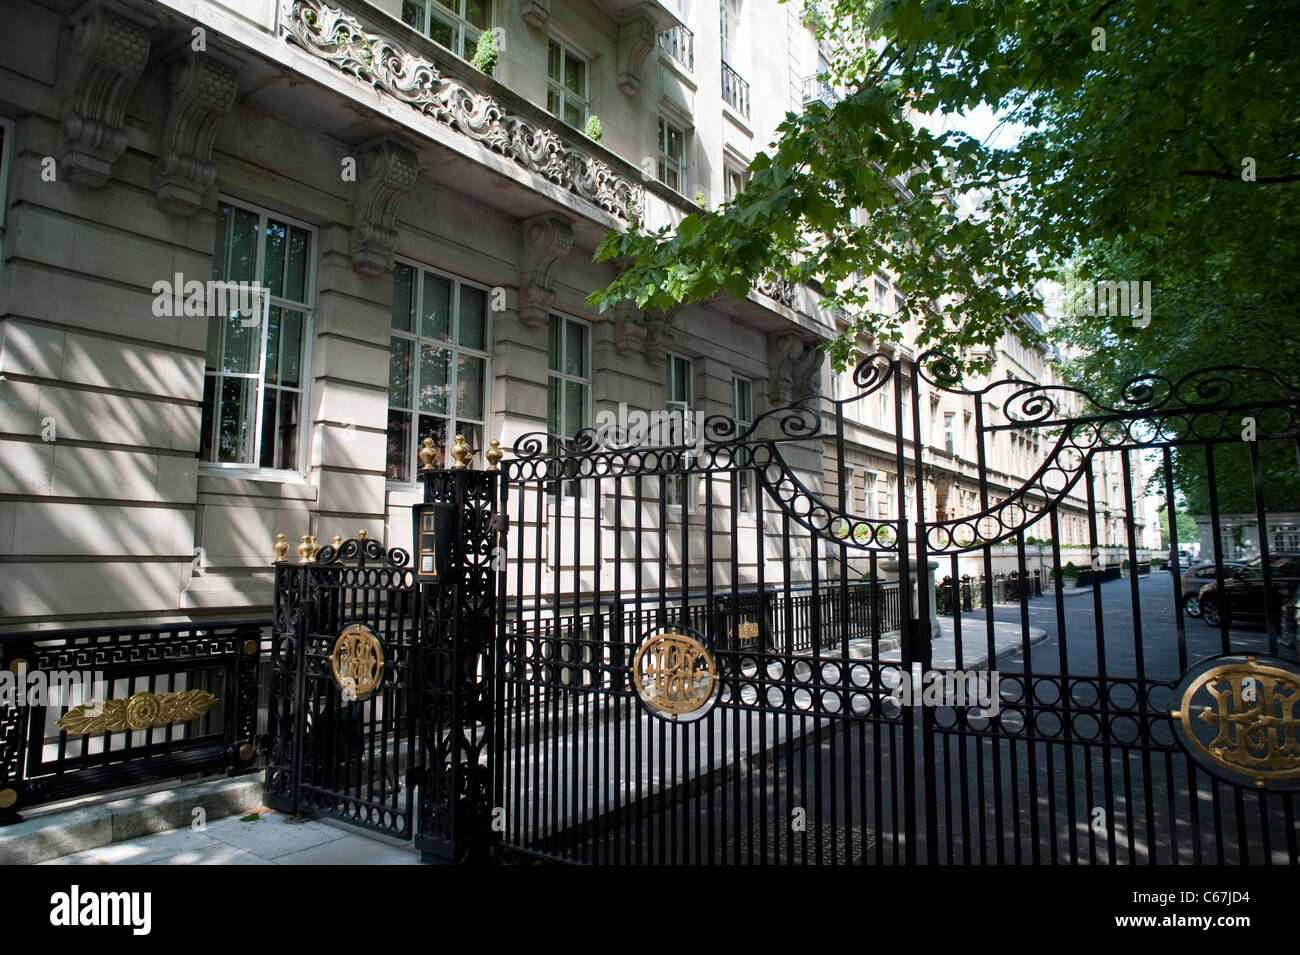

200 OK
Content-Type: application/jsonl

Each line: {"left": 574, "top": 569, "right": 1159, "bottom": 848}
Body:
{"left": 414, "top": 437, "right": 499, "bottom": 864}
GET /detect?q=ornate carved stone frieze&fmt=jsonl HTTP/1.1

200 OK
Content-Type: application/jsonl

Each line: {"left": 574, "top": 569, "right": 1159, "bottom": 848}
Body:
{"left": 756, "top": 272, "right": 796, "bottom": 308}
{"left": 768, "top": 332, "right": 825, "bottom": 404}
{"left": 154, "top": 51, "right": 240, "bottom": 216}
{"left": 519, "top": 213, "right": 574, "bottom": 328}
{"left": 613, "top": 301, "right": 646, "bottom": 357}
{"left": 349, "top": 136, "right": 420, "bottom": 275}
{"left": 282, "top": 0, "right": 644, "bottom": 221}
{"left": 58, "top": 1, "right": 155, "bottom": 188}
{"left": 616, "top": 13, "right": 656, "bottom": 96}
{"left": 643, "top": 307, "right": 678, "bottom": 367}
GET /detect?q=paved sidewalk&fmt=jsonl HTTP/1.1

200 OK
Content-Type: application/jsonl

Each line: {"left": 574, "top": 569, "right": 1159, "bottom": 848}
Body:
{"left": 41, "top": 810, "right": 421, "bottom": 865}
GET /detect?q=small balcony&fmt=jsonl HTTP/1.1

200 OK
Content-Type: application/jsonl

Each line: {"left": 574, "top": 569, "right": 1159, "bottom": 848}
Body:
{"left": 800, "top": 75, "right": 841, "bottom": 106}
{"left": 721, "top": 60, "right": 750, "bottom": 119}
{"left": 658, "top": 24, "right": 694, "bottom": 72}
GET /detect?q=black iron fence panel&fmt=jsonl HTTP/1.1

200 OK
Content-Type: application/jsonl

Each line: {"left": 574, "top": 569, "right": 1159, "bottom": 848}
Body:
{"left": 264, "top": 538, "right": 421, "bottom": 839}
{"left": 0, "top": 620, "right": 267, "bottom": 821}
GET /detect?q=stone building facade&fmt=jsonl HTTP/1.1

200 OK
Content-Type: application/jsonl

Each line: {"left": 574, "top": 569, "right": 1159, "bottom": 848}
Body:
{"left": 0, "top": 0, "right": 1139, "bottom": 630}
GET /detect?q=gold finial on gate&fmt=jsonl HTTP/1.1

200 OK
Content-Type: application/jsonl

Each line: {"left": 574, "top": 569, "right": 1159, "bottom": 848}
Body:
{"left": 357, "top": 529, "right": 368, "bottom": 540}
{"left": 418, "top": 437, "right": 437, "bottom": 471}
{"left": 306, "top": 536, "right": 320, "bottom": 562}
{"left": 486, "top": 438, "right": 503, "bottom": 471}
{"left": 298, "top": 535, "right": 312, "bottom": 563}
{"left": 451, "top": 433, "right": 472, "bottom": 469}
{"left": 273, "top": 533, "right": 289, "bottom": 563}
{"left": 332, "top": 535, "right": 342, "bottom": 548}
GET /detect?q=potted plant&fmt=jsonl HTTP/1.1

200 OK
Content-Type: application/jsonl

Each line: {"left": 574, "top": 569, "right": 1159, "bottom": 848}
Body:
{"left": 584, "top": 114, "right": 603, "bottom": 141}
{"left": 471, "top": 30, "right": 498, "bottom": 76}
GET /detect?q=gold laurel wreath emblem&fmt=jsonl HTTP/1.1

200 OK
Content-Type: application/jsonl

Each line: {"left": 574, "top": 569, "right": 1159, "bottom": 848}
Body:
{"left": 58, "top": 689, "right": 219, "bottom": 735}
{"left": 632, "top": 632, "right": 717, "bottom": 720}
{"left": 331, "top": 624, "right": 385, "bottom": 700}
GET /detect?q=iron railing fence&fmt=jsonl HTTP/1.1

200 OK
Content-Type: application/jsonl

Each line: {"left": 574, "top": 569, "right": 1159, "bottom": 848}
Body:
{"left": 658, "top": 25, "right": 694, "bottom": 71}
{"left": 721, "top": 60, "right": 750, "bottom": 118}
{"left": 0, "top": 619, "right": 269, "bottom": 822}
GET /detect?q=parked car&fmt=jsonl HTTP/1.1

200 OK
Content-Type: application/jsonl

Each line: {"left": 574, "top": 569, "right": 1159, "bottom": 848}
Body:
{"left": 1198, "top": 554, "right": 1300, "bottom": 629}
{"left": 1179, "top": 560, "right": 1244, "bottom": 618}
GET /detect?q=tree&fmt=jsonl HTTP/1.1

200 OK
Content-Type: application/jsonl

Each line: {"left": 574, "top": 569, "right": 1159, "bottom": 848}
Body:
{"left": 588, "top": 0, "right": 1298, "bottom": 387}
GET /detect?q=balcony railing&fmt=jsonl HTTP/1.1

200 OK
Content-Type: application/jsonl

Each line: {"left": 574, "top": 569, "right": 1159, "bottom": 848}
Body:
{"left": 721, "top": 60, "right": 750, "bottom": 119}
{"left": 658, "top": 24, "right": 694, "bottom": 72}
{"left": 800, "top": 74, "right": 842, "bottom": 106}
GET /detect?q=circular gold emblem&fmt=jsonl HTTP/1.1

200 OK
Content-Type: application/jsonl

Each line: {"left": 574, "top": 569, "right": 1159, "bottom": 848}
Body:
{"left": 331, "top": 624, "right": 385, "bottom": 701}
{"left": 632, "top": 631, "right": 718, "bottom": 721}
{"left": 1171, "top": 653, "right": 1300, "bottom": 790}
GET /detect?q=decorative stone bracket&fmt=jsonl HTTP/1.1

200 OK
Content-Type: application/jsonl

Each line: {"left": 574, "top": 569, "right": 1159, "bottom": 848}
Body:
{"left": 768, "top": 332, "right": 825, "bottom": 404}
{"left": 350, "top": 136, "right": 420, "bottom": 275}
{"left": 518, "top": 213, "right": 574, "bottom": 328}
{"left": 614, "top": 301, "right": 646, "bottom": 356}
{"left": 58, "top": 0, "right": 155, "bottom": 189}
{"left": 616, "top": 13, "right": 656, "bottom": 96}
{"left": 154, "top": 50, "right": 240, "bottom": 216}
{"left": 521, "top": 0, "right": 551, "bottom": 29}
{"left": 644, "top": 307, "right": 678, "bottom": 367}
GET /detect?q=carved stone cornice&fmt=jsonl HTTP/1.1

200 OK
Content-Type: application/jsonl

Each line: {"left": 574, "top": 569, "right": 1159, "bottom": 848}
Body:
{"left": 521, "top": 0, "right": 551, "bottom": 29}
{"left": 282, "top": 0, "right": 643, "bottom": 221}
{"left": 154, "top": 50, "right": 240, "bottom": 216}
{"left": 613, "top": 301, "right": 645, "bottom": 356}
{"left": 349, "top": 136, "right": 420, "bottom": 275}
{"left": 519, "top": 213, "right": 574, "bottom": 328}
{"left": 768, "top": 332, "right": 825, "bottom": 404}
{"left": 58, "top": 1, "right": 155, "bottom": 189}
{"left": 643, "top": 307, "right": 678, "bottom": 367}
{"left": 616, "top": 13, "right": 656, "bottom": 96}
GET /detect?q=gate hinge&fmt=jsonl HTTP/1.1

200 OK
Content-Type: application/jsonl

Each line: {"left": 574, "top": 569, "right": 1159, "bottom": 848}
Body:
{"left": 491, "top": 514, "right": 507, "bottom": 534}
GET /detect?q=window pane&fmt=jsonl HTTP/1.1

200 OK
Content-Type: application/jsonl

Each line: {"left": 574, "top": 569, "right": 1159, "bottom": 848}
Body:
{"left": 285, "top": 226, "right": 309, "bottom": 303}
{"left": 387, "top": 409, "right": 412, "bottom": 481}
{"left": 265, "top": 308, "right": 281, "bottom": 384}
{"left": 210, "top": 204, "right": 230, "bottom": 281}
{"left": 548, "top": 313, "right": 561, "bottom": 372}
{"left": 418, "top": 415, "right": 448, "bottom": 468}
{"left": 199, "top": 376, "right": 216, "bottom": 461}
{"left": 564, "top": 100, "right": 582, "bottom": 127}
{"left": 458, "top": 285, "right": 486, "bottom": 349}
{"left": 259, "top": 388, "right": 299, "bottom": 470}
{"left": 422, "top": 273, "right": 451, "bottom": 340}
{"left": 547, "top": 87, "right": 560, "bottom": 115}
{"left": 390, "top": 337, "right": 413, "bottom": 407}
{"left": 392, "top": 263, "right": 414, "bottom": 332}
{"left": 205, "top": 311, "right": 222, "bottom": 365}
{"left": 667, "top": 168, "right": 679, "bottom": 190}
{"left": 429, "top": 14, "right": 455, "bottom": 49}
{"left": 219, "top": 312, "right": 259, "bottom": 375}
{"left": 280, "top": 309, "right": 303, "bottom": 387}
{"left": 456, "top": 354, "right": 485, "bottom": 420}
{"left": 401, "top": 0, "right": 425, "bottom": 31}
{"left": 214, "top": 205, "right": 259, "bottom": 284}
{"left": 217, "top": 376, "right": 256, "bottom": 463}
{"left": 565, "top": 53, "right": 584, "bottom": 93}
{"left": 565, "top": 381, "right": 586, "bottom": 436}
{"left": 263, "top": 221, "right": 286, "bottom": 298}
{"left": 419, "top": 345, "right": 450, "bottom": 414}
{"left": 548, "top": 41, "right": 561, "bottom": 81}
{"left": 465, "top": 0, "right": 489, "bottom": 29}
{"left": 565, "top": 320, "right": 587, "bottom": 377}
{"left": 547, "top": 378, "right": 561, "bottom": 436}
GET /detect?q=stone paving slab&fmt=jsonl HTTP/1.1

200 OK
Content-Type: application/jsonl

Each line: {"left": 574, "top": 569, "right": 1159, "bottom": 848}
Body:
{"left": 39, "top": 811, "right": 421, "bottom": 866}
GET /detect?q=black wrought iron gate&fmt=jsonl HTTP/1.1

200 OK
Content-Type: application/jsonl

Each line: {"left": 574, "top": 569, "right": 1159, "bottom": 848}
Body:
{"left": 268, "top": 354, "right": 1300, "bottom": 864}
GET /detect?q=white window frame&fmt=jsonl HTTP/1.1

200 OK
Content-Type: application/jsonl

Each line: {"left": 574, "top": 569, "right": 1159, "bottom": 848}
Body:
{"left": 401, "top": 0, "right": 494, "bottom": 60}
{"left": 719, "top": 0, "right": 741, "bottom": 66}
{"left": 732, "top": 374, "right": 755, "bottom": 515}
{"left": 657, "top": 115, "right": 687, "bottom": 192}
{"left": 839, "top": 462, "right": 855, "bottom": 512}
{"left": 723, "top": 162, "right": 748, "bottom": 204}
{"left": 386, "top": 258, "right": 493, "bottom": 487}
{"left": 547, "top": 312, "right": 592, "bottom": 502}
{"left": 201, "top": 196, "right": 316, "bottom": 479}
{"left": 944, "top": 411, "right": 956, "bottom": 455}
{"left": 547, "top": 36, "right": 591, "bottom": 129}
{"left": 863, "top": 468, "right": 878, "bottom": 518}
{"left": 665, "top": 352, "right": 695, "bottom": 511}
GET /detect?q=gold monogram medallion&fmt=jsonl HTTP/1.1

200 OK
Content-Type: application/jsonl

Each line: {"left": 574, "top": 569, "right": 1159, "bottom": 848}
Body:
{"left": 331, "top": 624, "right": 385, "bottom": 701}
{"left": 1170, "top": 654, "right": 1300, "bottom": 790}
{"left": 632, "top": 631, "right": 718, "bottom": 721}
